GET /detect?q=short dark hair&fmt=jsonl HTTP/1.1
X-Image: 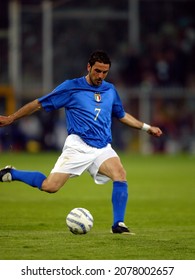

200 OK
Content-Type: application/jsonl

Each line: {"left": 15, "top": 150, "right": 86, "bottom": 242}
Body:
{"left": 88, "top": 50, "right": 111, "bottom": 67}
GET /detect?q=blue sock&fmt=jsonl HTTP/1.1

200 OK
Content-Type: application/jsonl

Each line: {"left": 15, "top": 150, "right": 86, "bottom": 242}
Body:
{"left": 11, "top": 169, "right": 46, "bottom": 189}
{"left": 112, "top": 181, "right": 128, "bottom": 227}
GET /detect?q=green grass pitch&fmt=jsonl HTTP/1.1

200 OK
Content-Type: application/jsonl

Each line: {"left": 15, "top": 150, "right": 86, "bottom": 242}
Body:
{"left": 0, "top": 152, "right": 194, "bottom": 260}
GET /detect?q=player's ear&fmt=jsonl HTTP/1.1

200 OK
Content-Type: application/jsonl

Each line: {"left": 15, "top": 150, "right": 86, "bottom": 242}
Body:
{"left": 87, "top": 63, "right": 91, "bottom": 72}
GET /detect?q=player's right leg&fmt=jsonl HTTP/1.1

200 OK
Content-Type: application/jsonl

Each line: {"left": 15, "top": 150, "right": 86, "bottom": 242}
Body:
{"left": 0, "top": 166, "right": 13, "bottom": 182}
{"left": 0, "top": 165, "right": 70, "bottom": 193}
{"left": 41, "top": 172, "right": 70, "bottom": 193}
{"left": 0, "top": 165, "right": 46, "bottom": 189}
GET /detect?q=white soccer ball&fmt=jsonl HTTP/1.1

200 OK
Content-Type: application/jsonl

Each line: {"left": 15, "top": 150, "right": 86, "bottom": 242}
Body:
{"left": 66, "top": 207, "right": 94, "bottom": 234}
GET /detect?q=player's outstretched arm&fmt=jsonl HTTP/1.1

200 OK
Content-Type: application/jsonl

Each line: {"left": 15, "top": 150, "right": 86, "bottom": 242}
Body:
{"left": 119, "top": 112, "right": 163, "bottom": 137}
{"left": 0, "top": 99, "right": 42, "bottom": 127}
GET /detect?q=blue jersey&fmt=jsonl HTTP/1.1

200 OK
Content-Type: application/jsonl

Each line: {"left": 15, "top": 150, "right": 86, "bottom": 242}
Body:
{"left": 38, "top": 76, "right": 125, "bottom": 148}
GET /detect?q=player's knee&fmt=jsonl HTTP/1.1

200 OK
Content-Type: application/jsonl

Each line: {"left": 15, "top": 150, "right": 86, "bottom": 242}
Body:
{"left": 119, "top": 168, "right": 126, "bottom": 181}
{"left": 41, "top": 187, "right": 58, "bottom": 193}
{"left": 113, "top": 167, "right": 126, "bottom": 181}
{"left": 41, "top": 182, "right": 60, "bottom": 193}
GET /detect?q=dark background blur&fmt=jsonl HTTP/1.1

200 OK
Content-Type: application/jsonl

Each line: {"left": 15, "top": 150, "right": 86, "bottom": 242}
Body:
{"left": 0, "top": 0, "right": 195, "bottom": 154}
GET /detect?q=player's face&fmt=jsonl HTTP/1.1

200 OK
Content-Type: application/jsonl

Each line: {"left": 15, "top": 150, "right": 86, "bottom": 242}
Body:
{"left": 86, "top": 62, "right": 110, "bottom": 86}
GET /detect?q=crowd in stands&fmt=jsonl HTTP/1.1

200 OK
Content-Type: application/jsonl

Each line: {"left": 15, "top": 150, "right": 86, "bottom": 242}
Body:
{"left": 119, "top": 19, "right": 195, "bottom": 89}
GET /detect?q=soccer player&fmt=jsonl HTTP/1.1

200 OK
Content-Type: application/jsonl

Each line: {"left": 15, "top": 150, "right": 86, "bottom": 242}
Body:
{"left": 0, "top": 50, "right": 162, "bottom": 234}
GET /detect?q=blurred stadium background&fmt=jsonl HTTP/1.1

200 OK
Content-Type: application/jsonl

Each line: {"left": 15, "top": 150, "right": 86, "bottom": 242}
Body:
{"left": 0, "top": 0, "right": 195, "bottom": 154}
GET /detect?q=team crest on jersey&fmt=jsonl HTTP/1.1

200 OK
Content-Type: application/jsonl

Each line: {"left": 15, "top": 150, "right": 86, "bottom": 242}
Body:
{"left": 94, "top": 93, "right": 101, "bottom": 102}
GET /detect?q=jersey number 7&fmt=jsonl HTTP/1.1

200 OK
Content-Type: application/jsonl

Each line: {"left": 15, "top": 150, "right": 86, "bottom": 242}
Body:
{"left": 94, "top": 108, "right": 101, "bottom": 121}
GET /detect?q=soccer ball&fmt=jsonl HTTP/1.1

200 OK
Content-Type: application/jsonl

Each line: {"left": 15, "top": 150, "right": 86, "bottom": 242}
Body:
{"left": 66, "top": 207, "right": 94, "bottom": 234}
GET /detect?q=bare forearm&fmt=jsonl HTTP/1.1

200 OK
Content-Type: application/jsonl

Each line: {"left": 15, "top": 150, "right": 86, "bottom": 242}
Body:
{"left": 10, "top": 99, "right": 42, "bottom": 121}
{"left": 119, "top": 112, "right": 163, "bottom": 137}
{"left": 0, "top": 99, "right": 42, "bottom": 126}
{"left": 119, "top": 113, "right": 143, "bottom": 129}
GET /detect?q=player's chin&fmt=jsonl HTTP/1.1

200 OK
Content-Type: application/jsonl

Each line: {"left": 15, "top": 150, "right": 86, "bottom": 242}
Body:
{"left": 95, "top": 80, "right": 102, "bottom": 86}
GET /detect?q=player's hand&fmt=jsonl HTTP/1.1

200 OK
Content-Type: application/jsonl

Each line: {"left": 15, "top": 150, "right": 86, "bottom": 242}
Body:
{"left": 0, "top": 115, "right": 13, "bottom": 127}
{"left": 148, "top": 126, "right": 163, "bottom": 137}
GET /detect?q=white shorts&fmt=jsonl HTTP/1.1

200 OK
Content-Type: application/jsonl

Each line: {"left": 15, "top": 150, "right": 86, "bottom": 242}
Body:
{"left": 51, "top": 134, "right": 118, "bottom": 184}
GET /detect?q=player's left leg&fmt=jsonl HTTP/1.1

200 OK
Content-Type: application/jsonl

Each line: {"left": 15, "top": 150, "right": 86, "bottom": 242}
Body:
{"left": 98, "top": 157, "right": 133, "bottom": 234}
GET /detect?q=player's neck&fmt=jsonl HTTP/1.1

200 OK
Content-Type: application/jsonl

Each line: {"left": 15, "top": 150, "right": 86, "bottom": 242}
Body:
{"left": 85, "top": 75, "right": 102, "bottom": 87}
{"left": 85, "top": 75, "right": 92, "bottom": 85}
